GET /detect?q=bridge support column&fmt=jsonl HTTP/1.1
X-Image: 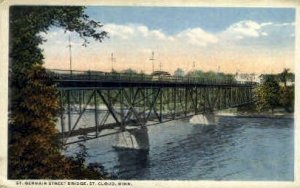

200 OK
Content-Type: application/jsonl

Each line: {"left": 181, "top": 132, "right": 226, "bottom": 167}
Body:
{"left": 67, "top": 90, "right": 71, "bottom": 132}
{"left": 94, "top": 91, "right": 99, "bottom": 137}
{"left": 114, "top": 126, "right": 149, "bottom": 151}
{"left": 159, "top": 88, "right": 163, "bottom": 122}
{"left": 195, "top": 87, "right": 198, "bottom": 114}
{"left": 184, "top": 87, "right": 188, "bottom": 117}
{"left": 189, "top": 113, "right": 218, "bottom": 125}
{"left": 173, "top": 88, "right": 176, "bottom": 119}
{"left": 120, "top": 89, "right": 125, "bottom": 131}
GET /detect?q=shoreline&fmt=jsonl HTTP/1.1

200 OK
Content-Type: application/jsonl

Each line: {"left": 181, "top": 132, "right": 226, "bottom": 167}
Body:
{"left": 216, "top": 112, "right": 294, "bottom": 119}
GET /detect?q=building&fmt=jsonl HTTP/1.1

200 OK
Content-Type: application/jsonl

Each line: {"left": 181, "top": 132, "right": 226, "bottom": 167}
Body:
{"left": 235, "top": 72, "right": 261, "bottom": 83}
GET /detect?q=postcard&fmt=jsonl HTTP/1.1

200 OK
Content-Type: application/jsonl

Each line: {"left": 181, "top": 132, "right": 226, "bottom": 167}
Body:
{"left": 0, "top": 0, "right": 299, "bottom": 187}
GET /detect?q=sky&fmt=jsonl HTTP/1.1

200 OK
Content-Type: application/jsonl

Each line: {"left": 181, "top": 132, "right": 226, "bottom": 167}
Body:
{"left": 41, "top": 6, "right": 295, "bottom": 74}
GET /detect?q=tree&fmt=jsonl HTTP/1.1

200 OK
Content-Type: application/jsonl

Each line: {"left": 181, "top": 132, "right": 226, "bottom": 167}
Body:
{"left": 122, "top": 68, "right": 138, "bottom": 74}
{"left": 9, "top": 6, "right": 109, "bottom": 179}
{"left": 279, "top": 86, "right": 294, "bottom": 113}
{"left": 277, "top": 69, "right": 294, "bottom": 113}
{"left": 255, "top": 75, "right": 280, "bottom": 114}
{"left": 186, "top": 70, "right": 235, "bottom": 82}
{"left": 279, "top": 68, "right": 290, "bottom": 88}
{"left": 174, "top": 68, "right": 185, "bottom": 77}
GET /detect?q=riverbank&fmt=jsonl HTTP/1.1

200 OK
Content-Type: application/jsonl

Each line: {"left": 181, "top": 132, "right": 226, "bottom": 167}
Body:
{"left": 217, "top": 109, "right": 294, "bottom": 119}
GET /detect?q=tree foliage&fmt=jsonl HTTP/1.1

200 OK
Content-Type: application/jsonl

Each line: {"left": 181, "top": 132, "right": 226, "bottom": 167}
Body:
{"left": 121, "top": 68, "right": 138, "bottom": 74}
{"left": 255, "top": 75, "right": 280, "bottom": 113}
{"left": 279, "top": 68, "right": 290, "bottom": 88}
{"left": 260, "top": 70, "right": 294, "bottom": 86}
{"left": 174, "top": 68, "right": 185, "bottom": 77}
{"left": 255, "top": 70, "right": 294, "bottom": 113}
{"left": 279, "top": 86, "right": 294, "bottom": 113}
{"left": 186, "top": 70, "right": 235, "bottom": 82}
{"left": 9, "top": 6, "right": 109, "bottom": 179}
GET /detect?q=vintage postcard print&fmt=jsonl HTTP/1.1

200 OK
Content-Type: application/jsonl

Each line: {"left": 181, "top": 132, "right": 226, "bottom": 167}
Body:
{"left": 0, "top": 0, "right": 299, "bottom": 187}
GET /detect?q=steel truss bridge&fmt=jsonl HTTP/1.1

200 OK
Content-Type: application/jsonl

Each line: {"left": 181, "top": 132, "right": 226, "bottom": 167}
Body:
{"left": 49, "top": 69, "right": 257, "bottom": 145}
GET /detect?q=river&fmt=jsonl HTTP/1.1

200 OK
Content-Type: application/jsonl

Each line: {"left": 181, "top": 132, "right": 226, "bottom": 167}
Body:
{"left": 64, "top": 115, "right": 294, "bottom": 180}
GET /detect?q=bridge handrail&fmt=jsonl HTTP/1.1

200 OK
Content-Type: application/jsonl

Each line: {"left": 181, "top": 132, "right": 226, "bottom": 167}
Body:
{"left": 46, "top": 69, "right": 257, "bottom": 86}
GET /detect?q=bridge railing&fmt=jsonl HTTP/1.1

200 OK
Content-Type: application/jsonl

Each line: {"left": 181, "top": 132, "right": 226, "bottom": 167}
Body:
{"left": 46, "top": 69, "right": 257, "bottom": 86}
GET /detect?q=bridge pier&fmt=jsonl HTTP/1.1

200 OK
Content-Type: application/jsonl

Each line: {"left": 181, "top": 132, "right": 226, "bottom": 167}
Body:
{"left": 114, "top": 126, "right": 149, "bottom": 151}
{"left": 189, "top": 113, "right": 218, "bottom": 125}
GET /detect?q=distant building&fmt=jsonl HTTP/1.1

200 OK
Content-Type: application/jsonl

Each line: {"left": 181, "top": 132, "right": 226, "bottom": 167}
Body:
{"left": 235, "top": 72, "right": 261, "bottom": 83}
{"left": 151, "top": 71, "right": 171, "bottom": 80}
{"left": 151, "top": 71, "right": 171, "bottom": 77}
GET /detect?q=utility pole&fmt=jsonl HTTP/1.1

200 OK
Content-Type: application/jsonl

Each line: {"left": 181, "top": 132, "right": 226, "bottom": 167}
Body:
{"left": 111, "top": 53, "right": 116, "bottom": 72}
{"left": 159, "top": 61, "right": 162, "bottom": 71}
{"left": 193, "top": 61, "right": 196, "bottom": 71}
{"left": 67, "top": 34, "right": 72, "bottom": 75}
{"left": 149, "top": 51, "right": 155, "bottom": 73}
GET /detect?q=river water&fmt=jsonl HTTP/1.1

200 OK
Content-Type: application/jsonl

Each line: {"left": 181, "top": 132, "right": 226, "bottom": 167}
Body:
{"left": 64, "top": 115, "right": 294, "bottom": 181}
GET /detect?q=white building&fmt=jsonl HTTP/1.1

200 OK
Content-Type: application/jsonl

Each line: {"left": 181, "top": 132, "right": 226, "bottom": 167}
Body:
{"left": 235, "top": 72, "right": 261, "bottom": 83}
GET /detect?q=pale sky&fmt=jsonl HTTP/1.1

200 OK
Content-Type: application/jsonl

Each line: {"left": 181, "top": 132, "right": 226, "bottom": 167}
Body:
{"left": 41, "top": 7, "right": 295, "bottom": 74}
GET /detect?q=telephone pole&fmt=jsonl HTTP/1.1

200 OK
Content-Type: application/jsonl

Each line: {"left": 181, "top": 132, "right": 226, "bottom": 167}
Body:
{"left": 193, "top": 61, "right": 196, "bottom": 71}
{"left": 67, "top": 35, "right": 72, "bottom": 75}
{"left": 111, "top": 53, "right": 116, "bottom": 72}
{"left": 149, "top": 51, "right": 155, "bottom": 73}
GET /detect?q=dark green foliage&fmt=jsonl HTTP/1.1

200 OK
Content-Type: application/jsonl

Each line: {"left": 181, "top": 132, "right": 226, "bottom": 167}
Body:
{"left": 278, "top": 69, "right": 294, "bottom": 86}
{"left": 260, "top": 70, "right": 294, "bottom": 86}
{"left": 255, "top": 75, "right": 280, "bottom": 113}
{"left": 121, "top": 68, "right": 138, "bottom": 74}
{"left": 66, "top": 144, "right": 116, "bottom": 179}
{"left": 279, "top": 68, "right": 289, "bottom": 88}
{"left": 186, "top": 70, "right": 235, "bottom": 82}
{"left": 237, "top": 103, "right": 257, "bottom": 113}
{"left": 279, "top": 86, "right": 294, "bottom": 113}
{"left": 174, "top": 68, "right": 185, "bottom": 77}
{"left": 256, "top": 70, "right": 295, "bottom": 113}
{"left": 9, "top": 6, "right": 109, "bottom": 179}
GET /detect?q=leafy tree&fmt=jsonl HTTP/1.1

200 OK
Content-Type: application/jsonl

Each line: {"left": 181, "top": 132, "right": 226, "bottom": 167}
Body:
{"left": 186, "top": 70, "right": 205, "bottom": 78}
{"left": 279, "top": 68, "right": 290, "bottom": 88}
{"left": 174, "top": 68, "right": 185, "bottom": 77}
{"left": 255, "top": 75, "right": 280, "bottom": 114}
{"left": 9, "top": 6, "right": 109, "bottom": 179}
{"left": 186, "top": 70, "right": 235, "bottom": 82}
{"left": 261, "top": 70, "right": 294, "bottom": 86}
{"left": 279, "top": 86, "right": 294, "bottom": 113}
{"left": 122, "top": 68, "right": 138, "bottom": 74}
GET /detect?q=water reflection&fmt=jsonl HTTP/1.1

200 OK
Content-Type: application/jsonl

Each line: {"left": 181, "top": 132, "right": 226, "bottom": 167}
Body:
{"left": 113, "top": 148, "right": 149, "bottom": 179}
{"left": 112, "top": 126, "right": 150, "bottom": 178}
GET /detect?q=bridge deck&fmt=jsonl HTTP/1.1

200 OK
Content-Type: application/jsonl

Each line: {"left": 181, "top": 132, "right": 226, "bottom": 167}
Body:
{"left": 47, "top": 69, "right": 257, "bottom": 88}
